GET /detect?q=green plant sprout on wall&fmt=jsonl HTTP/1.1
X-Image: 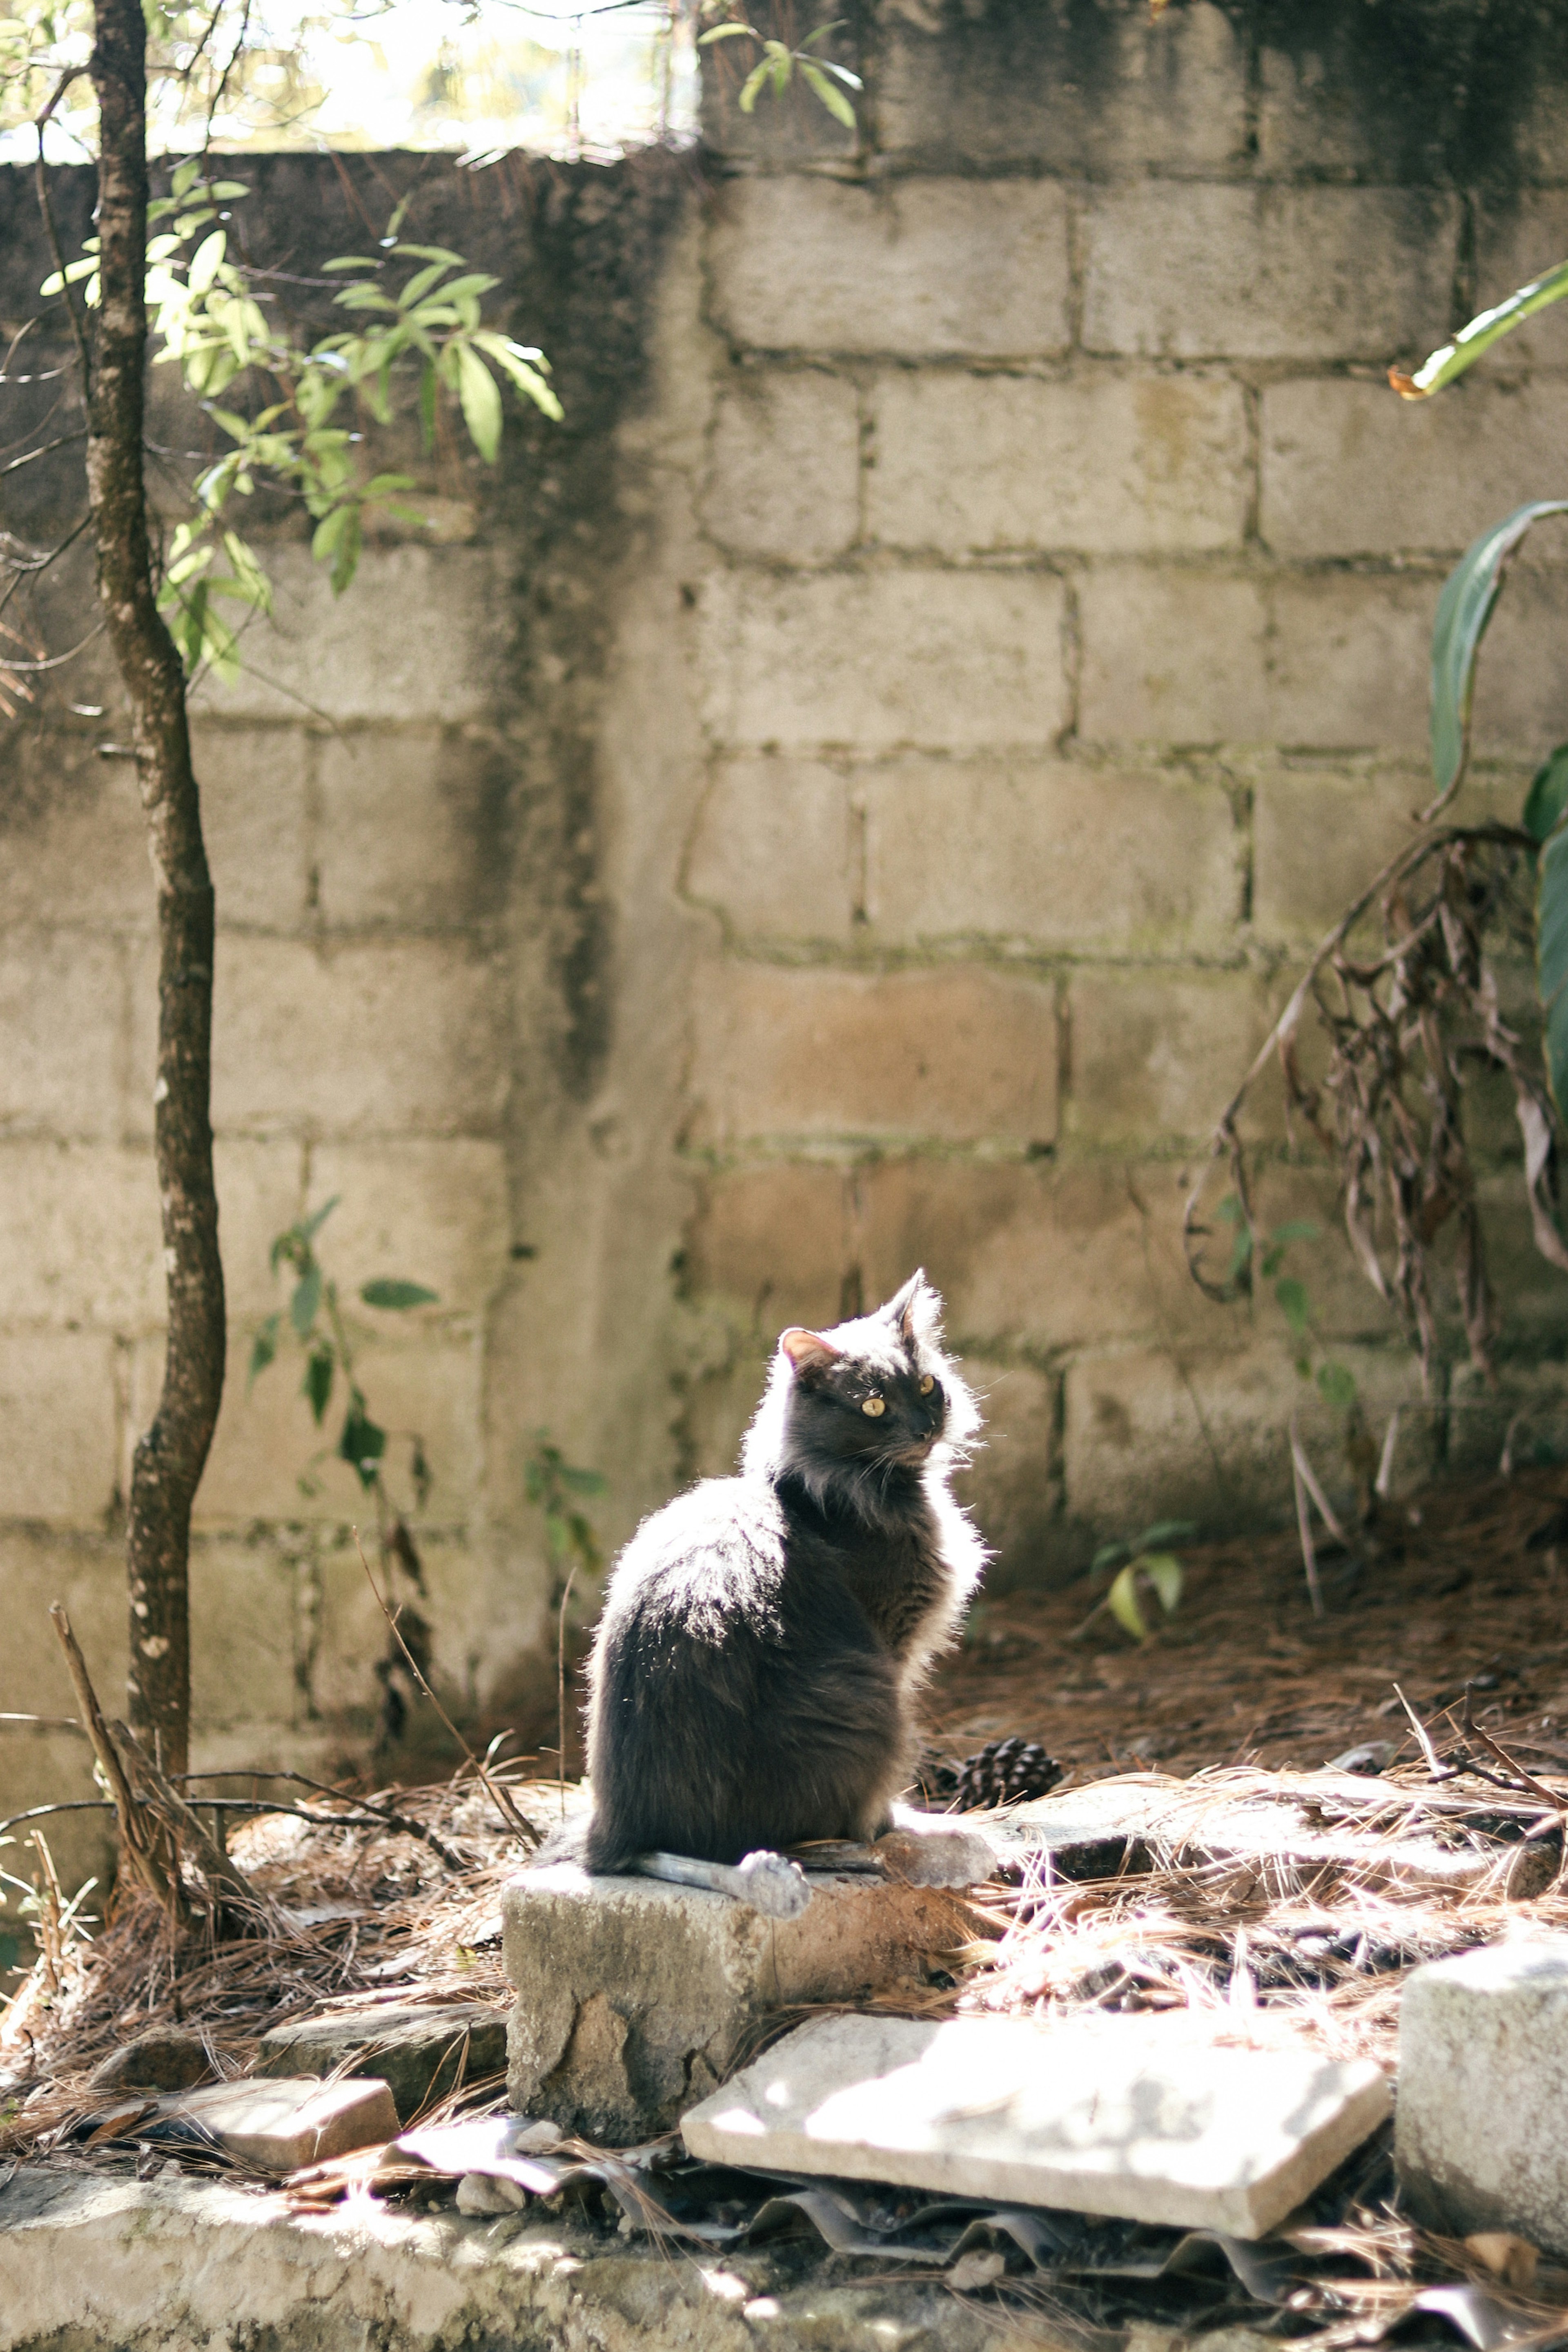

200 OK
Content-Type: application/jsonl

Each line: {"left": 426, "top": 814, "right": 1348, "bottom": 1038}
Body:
{"left": 697, "top": 6, "right": 862, "bottom": 126}
{"left": 1071, "top": 1521, "right": 1196, "bottom": 1645}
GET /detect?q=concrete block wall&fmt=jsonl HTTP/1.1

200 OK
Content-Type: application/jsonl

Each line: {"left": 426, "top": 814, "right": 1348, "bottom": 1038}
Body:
{"left": 4, "top": 0, "right": 1568, "bottom": 1893}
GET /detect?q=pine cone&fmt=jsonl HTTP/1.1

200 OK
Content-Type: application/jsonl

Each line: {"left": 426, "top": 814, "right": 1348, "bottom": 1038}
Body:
{"left": 950, "top": 1737, "right": 1063, "bottom": 1810}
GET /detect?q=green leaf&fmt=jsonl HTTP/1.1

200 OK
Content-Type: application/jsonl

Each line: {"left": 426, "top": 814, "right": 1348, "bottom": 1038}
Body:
{"left": 801, "top": 19, "right": 849, "bottom": 49}
{"left": 302, "top": 1344, "right": 334, "bottom": 1425}
{"left": 1134, "top": 1519, "right": 1196, "bottom": 1550}
{"left": 560, "top": 1464, "right": 607, "bottom": 1496}
{"left": 738, "top": 55, "right": 773, "bottom": 111}
{"left": 698, "top": 19, "right": 758, "bottom": 36}
{"left": 1129, "top": 1553, "right": 1184, "bottom": 1616}
{"left": 1525, "top": 745, "right": 1568, "bottom": 846}
{"left": 360, "top": 1278, "right": 439, "bottom": 1311}
{"left": 397, "top": 259, "right": 455, "bottom": 310}
{"left": 393, "top": 243, "right": 467, "bottom": 266}
{"left": 471, "top": 332, "right": 564, "bottom": 421}
{"left": 1392, "top": 258, "right": 1568, "bottom": 399}
{"left": 456, "top": 344, "right": 503, "bottom": 464}
{"left": 1431, "top": 502, "right": 1568, "bottom": 803}
{"left": 340, "top": 1393, "right": 387, "bottom": 1489}
{"left": 1538, "top": 820, "right": 1568, "bottom": 1119}
{"left": 321, "top": 255, "right": 382, "bottom": 273}
{"left": 248, "top": 1313, "right": 281, "bottom": 1388}
{"left": 798, "top": 58, "right": 856, "bottom": 126}
{"left": 1105, "top": 1564, "right": 1149, "bottom": 1642}
{"left": 419, "top": 361, "right": 439, "bottom": 453}
{"left": 1316, "top": 1360, "right": 1359, "bottom": 1411}
{"left": 300, "top": 1195, "right": 340, "bottom": 1245}
{"left": 290, "top": 1263, "right": 323, "bottom": 1338}
{"left": 1274, "top": 1276, "right": 1312, "bottom": 1336}
{"left": 187, "top": 229, "right": 227, "bottom": 297}
{"left": 1090, "top": 1539, "right": 1131, "bottom": 1575}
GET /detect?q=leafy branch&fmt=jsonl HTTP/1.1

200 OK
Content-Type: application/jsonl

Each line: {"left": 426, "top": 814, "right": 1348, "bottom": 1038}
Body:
{"left": 40, "top": 157, "right": 562, "bottom": 682}
{"left": 698, "top": 8, "right": 862, "bottom": 127}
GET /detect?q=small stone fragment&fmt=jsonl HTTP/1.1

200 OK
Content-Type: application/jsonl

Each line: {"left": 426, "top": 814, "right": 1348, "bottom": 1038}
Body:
{"left": 89, "top": 2028, "right": 212, "bottom": 2093}
{"left": 456, "top": 2171, "right": 529, "bottom": 2215}
{"left": 1464, "top": 2233, "right": 1539, "bottom": 2290}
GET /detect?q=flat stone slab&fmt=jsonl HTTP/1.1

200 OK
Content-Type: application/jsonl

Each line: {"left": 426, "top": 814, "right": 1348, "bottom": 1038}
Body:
{"left": 1396, "top": 1936, "right": 1568, "bottom": 2254}
{"left": 682, "top": 2011, "right": 1390, "bottom": 2239}
{"left": 0, "top": 2165, "right": 1031, "bottom": 2352}
{"left": 502, "top": 1861, "right": 970, "bottom": 2143}
{"left": 163, "top": 2074, "right": 399, "bottom": 2171}
{"left": 257, "top": 2003, "right": 508, "bottom": 2122}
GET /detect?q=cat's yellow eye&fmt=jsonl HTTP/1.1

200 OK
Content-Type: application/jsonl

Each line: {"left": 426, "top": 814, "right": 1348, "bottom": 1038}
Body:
{"left": 919, "top": 1375, "right": 934, "bottom": 1395}
{"left": 862, "top": 1396, "right": 886, "bottom": 1418}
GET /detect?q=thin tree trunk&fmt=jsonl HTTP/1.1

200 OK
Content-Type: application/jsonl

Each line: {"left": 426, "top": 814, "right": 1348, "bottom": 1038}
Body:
{"left": 89, "top": 0, "right": 225, "bottom": 1778}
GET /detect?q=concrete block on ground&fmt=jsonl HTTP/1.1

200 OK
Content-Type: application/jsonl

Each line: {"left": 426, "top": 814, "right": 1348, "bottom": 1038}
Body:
{"left": 869, "top": 371, "right": 1248, "bottom": 556}
{"left": 699, "top": 568, "right": 1069, "bottom": 752}
{"left": 708, "top": 178, "right": 1070, "bottom": 359}
{"left": 1080, "top": 185, "right": 1459, "bottom": 362}
{"left": 1396, "top": 1939, "right": 1568, "bottom": 2255}
{"left": 701, "top": 373, "right": 861, "bottom": 561}
{"left": 686, "top": 961, "right": 1058, "bottom": 1150}
{"left": 163, "top": 2075, "right": 399, "bottom": 2171}
{"left": 682, "top": 2011, "right": 1390, "bottom": 2238}
{"left": 258, "top": 2003, "right": 509, "bottom": 2123}
{"left": 502, "top": 1862, "right": 970, "bottom": 2142}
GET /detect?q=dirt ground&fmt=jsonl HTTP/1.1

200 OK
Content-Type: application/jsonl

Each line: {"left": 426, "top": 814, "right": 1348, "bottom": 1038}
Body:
{"left": 924, "top": 1464, "right": 1568, "bottom": 1786}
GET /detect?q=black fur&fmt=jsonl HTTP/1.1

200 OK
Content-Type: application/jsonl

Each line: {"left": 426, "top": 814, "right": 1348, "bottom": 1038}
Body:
{"left": 578, "top": 1273, "right": 987, "bottom": 1872}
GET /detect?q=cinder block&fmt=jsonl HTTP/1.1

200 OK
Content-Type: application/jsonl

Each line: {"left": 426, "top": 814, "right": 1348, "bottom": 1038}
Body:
{"left": 1079, "top": 569, "right": 1270, "bottom": 744}
{"left": 503, "top": 1861, "right": 971, "bottom": 2140}
{"left": 684, "top": 760, "right": 856, "bottom": 944}
{"left": 0, "top": 931, "right": 125, "bottom": 1139}
{"left": 879, "top": 0, "right": 1247, "bottom": 171}
{"left": 851, "top": 1158, "right": 1221, "bottom": 1357}
{"left": 947, "top": 1358, "right": 1061, "bottom": 1587}
{"left": 189, "top": 724, "right": 310, "bottom": 930}
{"left": 187, "top": 547, "right": 508, "bottom": 725}
{"left": 188, "top": 1540, "right": 299, "bottom": 1733}
{"left": 1396, "top": 1940, "right": 1568, "bottom": 2256}
{"left": 213, "top": 1139, "right": 307, "bottom": 1317}
{"left": 686, "top": 963, "right": 1058, "bottom": 1150}
{"left": 858, "top": 756, "right": 1241, "bottom": 953}
{"left": 307, "top": 1529, "right": 488, "bottom": 1723}
{"left": 1066, "top": 970, "right": 1274, "bottom": 1151}
{"left": 1472, "top": 194, "right": 1568, "bottom": 372}
{"left": 183, "top": 1328, "right": 483, "bottom": 1527}
{"left": 699, "top": 569, "right": 1069, "bottom": 751}
{"left": 1261, "top": 380, "right": 1568, "bottom": 560}
{"left": 0, "top": 1331, "right": 118, "bottom": 1523}
{"left": 683, "top": 1163, "right": 854, "bottom": 1338}
{"left": 708, "top": 178, "right": 1071, "bottom": 359}
{"left": 0, "top": 732, "right": 150, "bottom": 929}
{"left": 0, "top": 1143, "right": 160, "bottom": 1326}
{"left": 140, "top": 936, "right": 508, "bottom": 1140}
{"left": 869, "top": 370, "right": 1248, "bottom": 556}
{"left": 701, "top": 372, "right": 861, "bottom": 561}
{"left": 1079, "top": 568, "right": 1434, "bottom": 751}
{"left": 315, "top": 727, "right": 515, "bottom": 930}
{"left": 303, "top": 1141, "right": 509, "bottom": 1315}
{"left": 1251, "top": 761, "right": 1517, "bottom": 943}
{"left": 1081, "top": 186, "right": 1459, "bottom": 362}
{"left": 1062, "top": 1340, "right": 1425, "bottom": 1533}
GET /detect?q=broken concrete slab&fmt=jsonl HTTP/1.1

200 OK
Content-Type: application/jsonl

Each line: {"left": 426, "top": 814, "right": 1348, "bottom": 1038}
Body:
{"left": 0, "top": 2163, "right": 1028, "bottom": 2352}
{"left": 682, "top": 2011, "right": 1390, "bottom": 2239}
{"left": 984, "top": 1774, "right": 1558, "bottom": 1900}
{"left": 502, "top": 1860, "right": 970, "bottom": 2143}
{"left": 162, "top": 2074, "right": 399, "bottom": 2171}
{"left": 1396, "top": 1937, "right": 1568, "bottom": 2255}
{"left": 256, "top": 2002, "right": 508, "bottom": 2122}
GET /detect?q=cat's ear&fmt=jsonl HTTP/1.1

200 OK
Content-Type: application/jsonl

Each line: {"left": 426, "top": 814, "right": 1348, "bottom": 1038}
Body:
{"left": 887, "top": 1269, "right": 940, "bottom": 1347}
{"left": 780, "top": 1327, "right": 841, "bottom": 1373}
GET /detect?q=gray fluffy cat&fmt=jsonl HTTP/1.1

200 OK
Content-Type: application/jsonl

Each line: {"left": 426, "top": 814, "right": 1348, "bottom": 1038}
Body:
{"left": 578, "top": 1272, "right": 986, "bottom": 1872}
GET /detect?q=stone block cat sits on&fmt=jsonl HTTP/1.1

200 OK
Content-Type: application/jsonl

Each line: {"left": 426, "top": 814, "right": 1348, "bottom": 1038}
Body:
{"left": 545, "top": 1273, "right": 989, "bottom": 1908}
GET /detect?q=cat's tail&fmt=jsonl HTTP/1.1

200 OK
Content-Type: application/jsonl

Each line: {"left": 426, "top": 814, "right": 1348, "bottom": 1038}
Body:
{"left": 529, "top": 1807, "right": 637, "bottom": 1876}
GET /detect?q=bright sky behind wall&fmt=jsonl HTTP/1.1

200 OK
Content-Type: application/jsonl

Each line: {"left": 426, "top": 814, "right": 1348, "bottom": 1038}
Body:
{"left": 11, "top": 0, "right": 697, "bottom": 165}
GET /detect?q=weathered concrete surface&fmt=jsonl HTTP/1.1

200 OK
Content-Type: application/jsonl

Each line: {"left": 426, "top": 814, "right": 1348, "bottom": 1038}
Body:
{"left": 0, "top": 2164, "right": 1021, "bottom": 2352}
{"left": 683, "top": 2011, "right": 1391, "bottom": 2240}
{"left": 503, "top": 1862, "right": 970, "bottom": 2141}
{"left": 165, "top": 2075, "right": 400, "bottom": 2169}
{"left": 257, "top": 2003, "right": 510, "bottom": 2123}
{"left": 1396, "top": 1938, "right": 1568, "bottom": 2254}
